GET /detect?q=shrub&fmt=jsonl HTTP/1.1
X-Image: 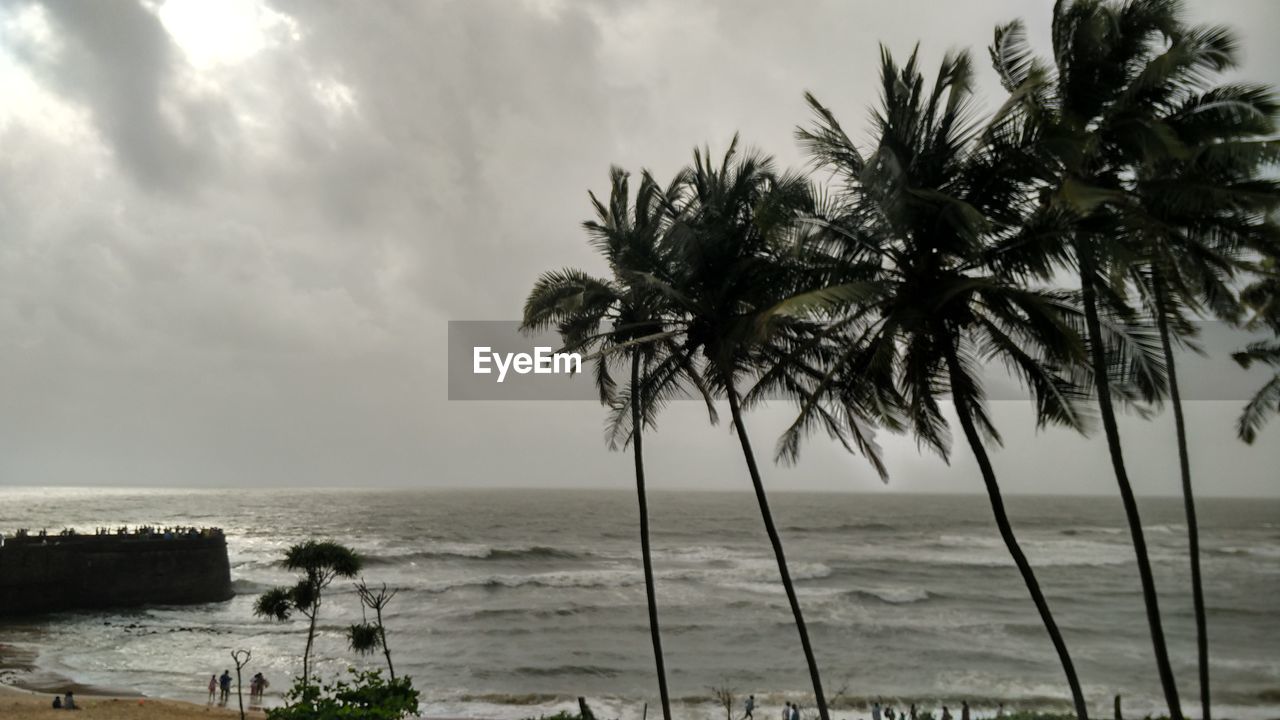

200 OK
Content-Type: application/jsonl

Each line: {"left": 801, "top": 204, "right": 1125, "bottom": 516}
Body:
{"left": 265, "top": 668, "right": 419, "bottom": 720}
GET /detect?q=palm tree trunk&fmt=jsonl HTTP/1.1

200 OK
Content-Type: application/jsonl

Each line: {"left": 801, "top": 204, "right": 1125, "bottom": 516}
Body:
{"left": 725, "top": 380, "right": 830, "bottom": 720}
{"left": 376, "top": 604, "right": 395, "bottom": 680}
{"left": 235, "top": 666, "right": 245, "bottom": 720}
{"left": 1152, "top": 274, "right": 1209, "bottom": 720}
{"left": 304, "top": 609, "right": 317, "bottom": 683}
{"left": 303, "top": 597, "right": 320, "bottom": 685}
{"left": 944, "top": 347, "right": 1089, "bottom": 720}
{"left": 1080, "top": 260, "right": 1184, "bottom": 720}
{"left": 632, "top": 352, "right": 673, "bottom": 720}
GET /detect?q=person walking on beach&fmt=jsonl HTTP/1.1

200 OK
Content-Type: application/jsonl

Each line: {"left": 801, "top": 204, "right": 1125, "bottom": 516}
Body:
{"left": 941, "top": 706, "right": 953, "bottom": 720}
{"left": 219, "top": 669, "right": 232, "bottom": 704}
{"left": 783, "top": 702, "right": 792, "bottom": 720}
{"left": 961, "top": 701, "right": 970, "bottom": 720}
{"left": 743, "top": 695, "right": 755, "bottom": 720}
{"left": 873, "top": 701, "right": 883, "bottom": 720}
{"left": 909, "top": 704, "right": 917, "bottom": 720}
{"left": 207, "top": 674, "right": 217, "bottom": 704}
{"left": 886, "top": 706, "right": 897, "bottom": 720}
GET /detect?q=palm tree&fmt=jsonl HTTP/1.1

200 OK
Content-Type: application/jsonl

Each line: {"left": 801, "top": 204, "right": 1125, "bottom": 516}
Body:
{"left": 254, "top": 540, "right": 362, "bottom": 685}
{"left": 795, "top": 47, "right": 1093, "bottom": 720}
{"left": 1235, "top": 257, "right": 1280, "bottom": 442}
{"left": 521, "top": 167, "right": 712, "bottom": 720}
{"left": 638, "top": 135, "right": 895, "bottom": 720}
{"left": 991, "top": 4, "right": 1280, "bottom": 716}
{"left": 1119, "top": 92, "right": 1279, "bottom": 720}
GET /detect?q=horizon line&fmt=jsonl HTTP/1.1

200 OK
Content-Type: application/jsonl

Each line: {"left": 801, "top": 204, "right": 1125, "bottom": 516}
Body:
{"left": 0, "top": 483, "right": 1275, "bottom": 500}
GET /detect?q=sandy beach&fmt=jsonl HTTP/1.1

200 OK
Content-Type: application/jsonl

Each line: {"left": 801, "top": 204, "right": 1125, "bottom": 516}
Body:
{"left": 0, "top": 684, "right": 265, "bottom": 719}
{"left": 1, "top": 645, "right": 265, "bottom": 719}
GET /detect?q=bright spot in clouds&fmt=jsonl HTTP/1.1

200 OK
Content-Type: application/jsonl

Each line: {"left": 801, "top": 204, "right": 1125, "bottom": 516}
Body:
{"left": 153, "top": 0, "right": 299, "bottom": 69}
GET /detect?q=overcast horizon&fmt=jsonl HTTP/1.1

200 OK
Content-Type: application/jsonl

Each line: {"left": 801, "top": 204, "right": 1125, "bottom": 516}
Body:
{"left": 4, "top": 482, "right": 1279, "bottom": 500}
{"left": 2, "top": 0, "right": 1279, "bottom": 497}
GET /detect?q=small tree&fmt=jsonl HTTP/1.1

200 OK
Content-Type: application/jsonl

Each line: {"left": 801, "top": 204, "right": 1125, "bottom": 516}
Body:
{"left": 231, "top": 649, "right": 252, "bottom": 720}
{"left": 708, "top": 684, "right": 735, "bottom": 720}
{"left": 254, "top": 541, "right": 362, "bottom": 686}
{"left": 347, "top": 579, "right": 400, "bottom": 680}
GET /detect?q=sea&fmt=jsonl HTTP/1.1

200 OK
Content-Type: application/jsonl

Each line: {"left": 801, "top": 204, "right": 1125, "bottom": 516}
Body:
{"left": 0, "top": 487, "right": 1276, "bottom": 720}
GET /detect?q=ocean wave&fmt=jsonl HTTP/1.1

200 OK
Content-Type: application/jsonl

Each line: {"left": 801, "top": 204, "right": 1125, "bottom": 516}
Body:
{"left": 230, "top": 579, "right": 273, "bottom": 594}
{"left": 1211, "top": 545, "right": 1280, "bottom": 559}
{"left": 460, "top": 606, "right": 587, "bottom": 621}
{"left": 478, "top": 665, "right": 622, "bottom": 679}
{"left": 408, "top": 560, "right": 834, "bottom": 596}
{"left": 780, "top": 521, "right": 898, "bottom": 533}
{"left": 412, "top": 569, "right": 643, "bottom": 594}
{"left": 457, "top": 693, "right": 571, "bottom": 705}
{"left": 363, "top": 545, "right": 585, "bottom": 565}
{"left": 898, "top": 535, "right": 1135, "bottom": 568}
{"left": 847, "top": 587, "right": 933, "bottom": 604}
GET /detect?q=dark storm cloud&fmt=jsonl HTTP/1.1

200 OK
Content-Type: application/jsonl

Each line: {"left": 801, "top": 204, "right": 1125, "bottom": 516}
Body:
{"left": 18, "top": 0, "right": 227, "bottom": 191}
{"left": 0, "top": 0, "right": 1276, "bottom": 495}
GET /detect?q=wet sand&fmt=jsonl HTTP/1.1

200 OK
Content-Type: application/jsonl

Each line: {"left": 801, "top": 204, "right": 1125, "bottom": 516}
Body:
{"left": 0, "top": 684, "right": 266, "bottom": 719}
{"left": 1, "top": 644, "right": 265, "bottom": 718}
{"left": 1, "top": 643, "right": 141, "bottom": 697}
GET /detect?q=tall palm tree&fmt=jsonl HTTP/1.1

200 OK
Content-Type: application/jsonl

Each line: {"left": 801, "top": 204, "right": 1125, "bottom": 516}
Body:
{"left": 644, "top": 136, "right": 880, "bottom": 720}
{"left": 1119, "top": 90, "right": 1279, "bottom": 720}
{"left": 794, "top": 47, "right": 1093, "bottom": 720}
{"left": 522, "top": 167, "right": 712, "bottom": 720}
{"left": 1235, "top": 257, "right": 1280, "bottom": 443}
{"left": 992, "top": 4, "right": 1280, "bottom": 716}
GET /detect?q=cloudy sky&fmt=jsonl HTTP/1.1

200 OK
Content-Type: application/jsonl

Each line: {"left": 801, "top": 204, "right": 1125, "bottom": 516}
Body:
{"left": 1, "top": 0, "right": 1277, "bottom": 496}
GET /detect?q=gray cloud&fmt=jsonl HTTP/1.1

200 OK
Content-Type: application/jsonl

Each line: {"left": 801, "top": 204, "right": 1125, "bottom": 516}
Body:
{"left": 0, "top": 0, "right": 1276, "bottom": 495}
{"left": 18, "top": 0, "right": 228, "bottom": 191}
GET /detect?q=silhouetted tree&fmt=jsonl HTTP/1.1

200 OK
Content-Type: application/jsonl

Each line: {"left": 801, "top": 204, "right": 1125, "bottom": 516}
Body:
{"left": 985, "top": 2, "right": 1280, "bottom": 713}
{"left": 231, "top": 649, "right": 251, "bottom": 720}
{"left": 797, "top": 46, "right": 1092, "bottom": 720}
{"left": 348, "top": 579, "right": 400, "bottom": 680}
{"left": 1236, "top": 258, "right": 1280, "bottom": 442}
{"left": 254, "top": 540, "right": 362, "bottom": 687}
{"left": 523, "top": 167, "right": 713, "bottom": 720}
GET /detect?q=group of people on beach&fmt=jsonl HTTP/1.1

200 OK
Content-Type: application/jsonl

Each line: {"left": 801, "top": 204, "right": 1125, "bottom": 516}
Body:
{"left": 49, "top": 690, "right": 78, "bottom": 710}
{"left": 869, "top": 699, "right": 996, "bottom": 720}
{"left": 206, "top": 669, "right": 269, "bottom": 706}
{"left": 761, "top": 697, "right": 999, "bottom": 720}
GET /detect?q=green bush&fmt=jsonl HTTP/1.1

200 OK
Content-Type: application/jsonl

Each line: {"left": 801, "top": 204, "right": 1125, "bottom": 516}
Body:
{"left": 265, "top": 668, "right": 419, "bottom": 720}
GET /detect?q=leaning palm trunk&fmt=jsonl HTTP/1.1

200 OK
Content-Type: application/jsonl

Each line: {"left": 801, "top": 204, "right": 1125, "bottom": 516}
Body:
{"left": 945, "top": 348, "right": 1089, "bottom": 720}
{"left": 631, "top": 352, "right": 673, "bottom": 720}
{"left": 726, "top": 381, "right": 830, "bottom": 720}
{"left": 1080, "top": 260, "right": 1184, "bottom": 720}
{"left": 1152, "top": 275, "right": 1209, "bottom": 720}
{"left": 375, "top": 603, "right": 395, "bottom": 680}
{"left": 303, "top": 605, "right": 318, "bottom": 684}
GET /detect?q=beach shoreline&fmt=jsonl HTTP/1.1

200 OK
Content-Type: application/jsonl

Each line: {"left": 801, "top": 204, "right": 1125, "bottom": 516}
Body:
{"left": 1, "top": 643, "right": 267, "bottom": 718}
{"left": 0, "top": 683, "right": 267, "bottom": 718}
